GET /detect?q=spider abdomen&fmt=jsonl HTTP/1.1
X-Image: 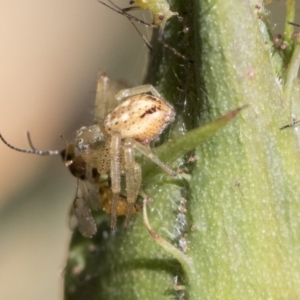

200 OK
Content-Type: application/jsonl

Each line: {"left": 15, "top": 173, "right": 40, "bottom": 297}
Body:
{"left": 104, "top": 94, "right": 175, "bottom": 143}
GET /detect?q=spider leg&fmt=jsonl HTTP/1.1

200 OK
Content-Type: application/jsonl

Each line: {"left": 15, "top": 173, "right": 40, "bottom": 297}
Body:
{"left": 94, "top": 74, "right": 119, "bottom": 124}
{"left": 115, "top": 84, "right": 163, "bottom": 101}
{"left": 124, "top": 138, "right": 141, "bottom": 227}
{"left": 110, "top": 131, "right": 122, "bottom": 229}
{"left": 129, "top": 138, "right": 177, "bottom": 176}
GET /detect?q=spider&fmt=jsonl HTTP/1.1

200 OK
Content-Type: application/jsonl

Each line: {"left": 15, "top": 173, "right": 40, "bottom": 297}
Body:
{"left": 0, "top": 74, "right": 176, "bottom": 231}
{"left": 75, "top": 73, "right": 177, "bottom": 229}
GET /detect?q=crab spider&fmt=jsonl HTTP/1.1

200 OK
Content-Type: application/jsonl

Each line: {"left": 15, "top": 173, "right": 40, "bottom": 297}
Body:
{"left": 75, "top": 74, "right": 176, "bottom": 229}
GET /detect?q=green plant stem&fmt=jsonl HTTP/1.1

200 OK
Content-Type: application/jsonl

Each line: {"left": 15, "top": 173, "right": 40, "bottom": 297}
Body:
{"left": 284, "top": 0, "right": 296, "bottom": 50}
{"left": 284, "top": 44, "right": 300, "bottom": 100}
{"left": 64, "top": 1, "right": 300, "bottom": 299}
{"left": 188, "top": 0, "right": 300, "bottom": 298}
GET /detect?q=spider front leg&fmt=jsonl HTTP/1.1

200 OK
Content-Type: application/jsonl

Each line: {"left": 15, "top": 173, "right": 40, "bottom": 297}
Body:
{"left": 123, "top": 138, "right": 142, "bottom": 227}
{"left": 115, "top": 84, "right": 163, "bottom": 101}
{"left": 131, "top": 139, "right": 177, "bottom": 177}
{"left": 110, "top": 131, "right": 122, "bottom": 229}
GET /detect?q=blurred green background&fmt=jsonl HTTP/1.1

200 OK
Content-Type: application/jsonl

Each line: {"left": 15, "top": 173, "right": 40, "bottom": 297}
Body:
{"left": 0, "top": 0, "right": 298, "bottom": 299}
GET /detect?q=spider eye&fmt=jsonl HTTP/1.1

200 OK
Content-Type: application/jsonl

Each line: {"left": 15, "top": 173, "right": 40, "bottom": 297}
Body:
{"left": 76, "top": 138, "right": 89, "bottom": 152}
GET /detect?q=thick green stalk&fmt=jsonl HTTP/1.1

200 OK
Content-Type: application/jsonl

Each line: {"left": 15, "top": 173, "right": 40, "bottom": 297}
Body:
{"left": 188, "top": 0, "right": 300, "bottom": 298}
{"left": 64, "top": 1, "right": 300, "bottom": 299}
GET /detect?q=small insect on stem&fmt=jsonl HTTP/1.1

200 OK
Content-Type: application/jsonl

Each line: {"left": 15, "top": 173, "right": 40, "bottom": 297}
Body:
{"left": 96, "top": 0, "right": 192, "bottom": 62}
{"left": 0, "top": 131, "right": 100, "bottom": 237}
{"left": 0, "top": 125, "right": 149, "bottom": 236}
